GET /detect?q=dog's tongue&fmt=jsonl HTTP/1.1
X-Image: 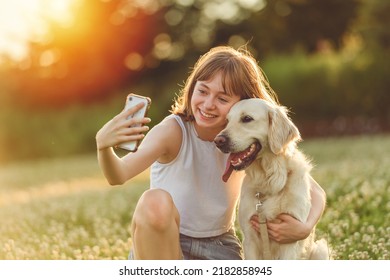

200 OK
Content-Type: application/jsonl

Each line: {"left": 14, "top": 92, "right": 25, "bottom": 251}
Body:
{"left": 222, "top": 154, "right": 234, "bottom": 182}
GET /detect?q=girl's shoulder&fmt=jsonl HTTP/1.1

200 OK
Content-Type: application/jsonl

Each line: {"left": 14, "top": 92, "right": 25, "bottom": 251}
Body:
{"left": 154, "top": 115, "right": 183, "bottom": 137}
{"left": 150, "top": 115, "right": 184, "bottom": 163}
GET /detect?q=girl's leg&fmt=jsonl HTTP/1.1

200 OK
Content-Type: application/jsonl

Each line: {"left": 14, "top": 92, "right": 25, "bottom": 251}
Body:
{"left": 130, "top": 189, "right": 181, "bottom": 259}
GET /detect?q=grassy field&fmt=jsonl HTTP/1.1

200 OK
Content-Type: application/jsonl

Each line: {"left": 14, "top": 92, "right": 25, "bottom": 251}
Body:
{"left": 1, "top": 135, "right": 389, "bottom": 260}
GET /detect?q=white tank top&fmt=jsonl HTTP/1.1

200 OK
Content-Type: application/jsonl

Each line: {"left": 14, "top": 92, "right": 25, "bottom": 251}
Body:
{"left": 150, "top": 115, "right": 241, "bottom": 238}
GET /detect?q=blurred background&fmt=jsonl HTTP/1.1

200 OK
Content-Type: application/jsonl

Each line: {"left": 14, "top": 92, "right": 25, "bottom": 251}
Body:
{"left": 0, "top": 0, "right": 389, "bottom": 164}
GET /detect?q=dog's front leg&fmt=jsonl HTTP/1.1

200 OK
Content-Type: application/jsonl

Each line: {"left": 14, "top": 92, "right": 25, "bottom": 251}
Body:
{"left": 242, "top": 228, "right": 262, "bottom": 259}
{"left": 239, "top": 208, "right": 262, "bottom": 259}
{"left": 279, "top": 243, "right": 300, "bottom": 259}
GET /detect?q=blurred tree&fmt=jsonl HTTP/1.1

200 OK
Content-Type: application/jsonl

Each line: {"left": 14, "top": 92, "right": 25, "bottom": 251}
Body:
{"left": 211, "top": 0, "right": 360, "bottom": 55}
{"left": 0, "top": 0, "right": 365, "bottom": 107}
{"left": 283, "top": 0, "right": 360, "bottom": 52}
{"left": 353, "top": 0, "right": 390, "bottom": 50}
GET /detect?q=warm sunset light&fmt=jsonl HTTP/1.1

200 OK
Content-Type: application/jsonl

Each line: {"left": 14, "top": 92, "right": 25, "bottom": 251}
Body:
{"left": 0, "top": 0, "right": 76, "bottom": 62}
{"left": 0, "top": 0, "right": 158, "bottom": 105}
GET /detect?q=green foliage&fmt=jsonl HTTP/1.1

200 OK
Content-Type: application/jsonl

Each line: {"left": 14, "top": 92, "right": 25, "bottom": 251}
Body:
{"left": 262, "top": 52, "right": 336, "bottom": 118}
{"left": 243, "top": 0, "right": 360, "bottom": 54}
{"left": 263, "top": 49, "right": 390, "bottom": 121}
{"left": 0, "top": 86, "right": 171, "bottom": 164}
{"left": 355, "top": 0, "right": 390, "bottom": 50}
{"left": 1, "top": 135, "right": 389, "bottom": 259}
{"left": 0, "top": 99, "right": 118, "bottom": 163}
{"left": 2, "top": 47, "right": 389, "bottom": 164}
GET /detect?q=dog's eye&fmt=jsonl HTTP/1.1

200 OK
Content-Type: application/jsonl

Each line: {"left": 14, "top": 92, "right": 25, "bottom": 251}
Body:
{"left": 242, "top": 115, "right": 253, "bottom": 123}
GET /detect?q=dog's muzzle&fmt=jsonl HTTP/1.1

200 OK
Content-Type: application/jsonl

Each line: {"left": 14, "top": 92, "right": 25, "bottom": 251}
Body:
{"left": 214, "top": 134, "right": 230, "bottom": 153}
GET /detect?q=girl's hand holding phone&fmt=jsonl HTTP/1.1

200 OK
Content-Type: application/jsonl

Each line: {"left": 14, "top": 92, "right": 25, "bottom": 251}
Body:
{"left": 96, "top": 94, "right": 151, "bottom": 151}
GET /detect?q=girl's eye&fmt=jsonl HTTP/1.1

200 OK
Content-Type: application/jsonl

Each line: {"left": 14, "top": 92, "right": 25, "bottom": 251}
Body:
{"left": 218, "top": 97, "right": 228, "bottom": 103}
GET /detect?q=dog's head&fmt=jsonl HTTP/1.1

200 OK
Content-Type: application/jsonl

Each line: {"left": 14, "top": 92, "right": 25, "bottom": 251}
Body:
{"left": 214, "top": 98, "right": 301, "bottom": 182}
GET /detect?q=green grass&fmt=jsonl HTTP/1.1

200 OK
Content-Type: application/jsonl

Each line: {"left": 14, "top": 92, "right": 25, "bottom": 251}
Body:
{"left": 0, "top": 155, "right": 149, "bottom": 260}
{"left": 300, "top": 135, "right": 390, "bottom": 259}
{"left": 1, "top": 135, "right": 389, "bottom": 260}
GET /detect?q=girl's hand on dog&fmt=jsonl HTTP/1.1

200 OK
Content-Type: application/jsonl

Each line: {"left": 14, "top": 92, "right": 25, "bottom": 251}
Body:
{"left": 96, "top": 102, "right": 151, "bottom": 150}
{"left": 250, "top": 213, "right": 310, "bottom": 244}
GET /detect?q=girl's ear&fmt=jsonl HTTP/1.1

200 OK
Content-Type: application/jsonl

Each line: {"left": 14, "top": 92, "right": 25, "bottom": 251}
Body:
{"left": 268, "top": 105, "right": 301, "bottom": 155}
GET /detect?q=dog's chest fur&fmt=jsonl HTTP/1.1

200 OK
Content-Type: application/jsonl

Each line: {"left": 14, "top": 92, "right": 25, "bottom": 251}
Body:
{"left": 239, "top": 150, "right": 312, "bottom": 222}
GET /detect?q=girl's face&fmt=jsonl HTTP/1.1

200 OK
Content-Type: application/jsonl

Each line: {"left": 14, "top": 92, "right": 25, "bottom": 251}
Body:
{"left": 191, "top": 72, "right": 240, "bottom": 140}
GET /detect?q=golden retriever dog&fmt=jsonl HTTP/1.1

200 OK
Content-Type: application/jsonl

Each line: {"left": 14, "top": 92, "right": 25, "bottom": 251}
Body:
{"left": 214, "top": 98, "right": 329, "bottom": 260}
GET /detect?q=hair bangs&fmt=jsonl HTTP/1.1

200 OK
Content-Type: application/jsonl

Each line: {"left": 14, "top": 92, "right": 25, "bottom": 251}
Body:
{"left": 221, "top": 58, "right": 255, "bottom": 99}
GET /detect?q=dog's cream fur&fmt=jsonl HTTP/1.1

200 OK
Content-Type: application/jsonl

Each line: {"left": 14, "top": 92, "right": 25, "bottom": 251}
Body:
{"left": 216, "top": 99, "right": 329, "bottom": 260}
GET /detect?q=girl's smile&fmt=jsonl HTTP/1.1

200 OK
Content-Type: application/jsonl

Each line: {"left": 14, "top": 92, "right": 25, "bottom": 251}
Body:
{"left": 198, "top": 109, "right": 217, "bottom": 119}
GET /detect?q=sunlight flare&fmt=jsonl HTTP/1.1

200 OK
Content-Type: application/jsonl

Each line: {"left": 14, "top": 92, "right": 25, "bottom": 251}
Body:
{"left": 0, "top": 0, "right": 75, "bottom": 61}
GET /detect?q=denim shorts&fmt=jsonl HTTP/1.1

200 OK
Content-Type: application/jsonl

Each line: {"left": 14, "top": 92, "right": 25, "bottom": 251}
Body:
{"left": 128, "top": 229, "right": 243, "bottom": 260}
{"left": 180, "top": 229, "right": 243, "bottom": 260}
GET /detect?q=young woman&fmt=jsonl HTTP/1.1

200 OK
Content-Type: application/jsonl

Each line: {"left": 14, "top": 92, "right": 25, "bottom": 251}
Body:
{"left": 96, "top": 46, "right": 326, "bottom": 260}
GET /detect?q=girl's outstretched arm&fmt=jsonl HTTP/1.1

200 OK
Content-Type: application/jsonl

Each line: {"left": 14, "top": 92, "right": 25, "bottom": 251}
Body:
{"left": 96, "top": 105, "right": 178, "bottom": 186}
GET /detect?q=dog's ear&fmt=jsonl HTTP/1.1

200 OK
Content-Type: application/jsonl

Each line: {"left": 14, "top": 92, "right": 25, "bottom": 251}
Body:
{"left": 268, "top": 105, "right": 301, "bottom": 154}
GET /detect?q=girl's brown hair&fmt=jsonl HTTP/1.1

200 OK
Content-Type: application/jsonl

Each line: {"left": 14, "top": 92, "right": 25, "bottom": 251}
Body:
{"left": 171, "top": 46, "right": 279, "bottom": 120}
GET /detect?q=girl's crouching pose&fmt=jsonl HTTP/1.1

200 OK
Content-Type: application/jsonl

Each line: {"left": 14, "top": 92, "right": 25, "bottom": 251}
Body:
{"left": 96, "top": 46, "right": 326, "bottom": 260}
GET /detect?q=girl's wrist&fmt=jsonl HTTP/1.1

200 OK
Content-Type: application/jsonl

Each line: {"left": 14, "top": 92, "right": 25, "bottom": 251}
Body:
{"left": 96, "top": 140, "right": 112, "bottom": 152}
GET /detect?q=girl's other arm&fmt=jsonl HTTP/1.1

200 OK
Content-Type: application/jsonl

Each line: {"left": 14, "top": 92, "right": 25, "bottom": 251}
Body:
{"left": 305, "top": 176, "right": 326, "bottom": 234}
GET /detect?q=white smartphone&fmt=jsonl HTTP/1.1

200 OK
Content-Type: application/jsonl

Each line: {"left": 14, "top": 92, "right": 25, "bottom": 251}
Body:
{"left": 118, "top": 93, "right": 151, "bottom": 152}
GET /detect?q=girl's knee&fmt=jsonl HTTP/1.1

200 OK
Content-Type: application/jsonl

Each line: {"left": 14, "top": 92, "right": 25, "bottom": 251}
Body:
{"left": 133, "top": 189, "right": 179, "bottom": 231}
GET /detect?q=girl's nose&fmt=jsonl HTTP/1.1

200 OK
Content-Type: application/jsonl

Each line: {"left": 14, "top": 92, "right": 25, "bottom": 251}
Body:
{"left": 204, "top": 96, "right": 216, "bottom": 109}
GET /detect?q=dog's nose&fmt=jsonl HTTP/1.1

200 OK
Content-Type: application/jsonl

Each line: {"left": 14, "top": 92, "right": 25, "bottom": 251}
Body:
{"left": 214, "top": 134, "right": 228, "bottom": 148}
